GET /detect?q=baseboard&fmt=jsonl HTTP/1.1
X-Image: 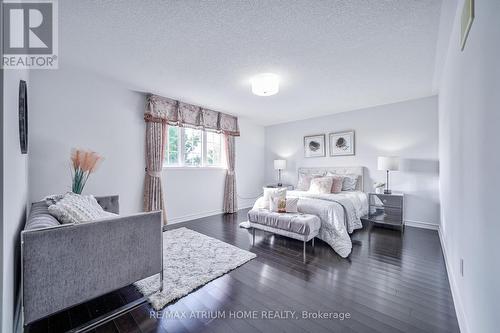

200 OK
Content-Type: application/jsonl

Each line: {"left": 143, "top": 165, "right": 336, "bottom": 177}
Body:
{"left": 404, "top": 219, "right": 439, "bottom": 230}
{"left": 167, "top": 205, "right": 253, "bottom": 224}
{"left": 168, "top": 209, "right": 224, "bottom": 224}
{"left": 438, "top": 227, "right": 469, "bottom": 333}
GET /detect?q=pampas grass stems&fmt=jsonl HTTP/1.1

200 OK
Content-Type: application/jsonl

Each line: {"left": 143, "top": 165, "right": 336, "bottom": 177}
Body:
{"left": 70, "top": 149, "right": 103, "bottom": 194}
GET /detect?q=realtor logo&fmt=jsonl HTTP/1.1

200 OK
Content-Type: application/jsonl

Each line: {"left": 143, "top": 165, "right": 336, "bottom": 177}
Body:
{"left": 2, "top": 0, "right": 58, "bottom": 69}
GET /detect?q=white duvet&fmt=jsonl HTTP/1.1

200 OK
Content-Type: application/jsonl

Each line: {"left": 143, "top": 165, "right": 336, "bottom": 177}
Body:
{"left": 253, "top": 190, "right": 368, "bottom": 258}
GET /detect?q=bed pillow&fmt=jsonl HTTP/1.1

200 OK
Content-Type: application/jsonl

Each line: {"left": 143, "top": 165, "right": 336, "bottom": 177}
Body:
{"left": 297, "top": 172, "right": 324, "bottom": 191}
{"left": 48, "top": 192, "right": 117, "bottom": 224}
{"left": 259, "top": 187, "right": 287, "bottom": 209}
{"left": 325, "top": 173, "right": 344, "bottom": 193}
{"left": 270, "top": 197, "right": 299, "bottom": 213}
{"left": 342, "top": 174, "right": 358, "bottom": 191}
{"left": 309, "top": 176, "right": 334, "bottom": 194}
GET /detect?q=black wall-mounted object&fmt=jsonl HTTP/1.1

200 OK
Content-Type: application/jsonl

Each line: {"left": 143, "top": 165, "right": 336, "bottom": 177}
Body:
{"left": 19, "top": 80, "right": 28, "bottom": 154}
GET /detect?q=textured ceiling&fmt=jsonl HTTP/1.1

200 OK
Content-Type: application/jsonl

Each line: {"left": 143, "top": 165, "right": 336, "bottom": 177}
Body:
{"left": 60, "top": 0, "right": 442, "bottom": 125}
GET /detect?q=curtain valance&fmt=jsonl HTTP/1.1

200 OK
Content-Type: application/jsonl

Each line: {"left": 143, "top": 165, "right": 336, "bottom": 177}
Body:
{"left": 145, "top": 94, "right": 240, "bottom": 136}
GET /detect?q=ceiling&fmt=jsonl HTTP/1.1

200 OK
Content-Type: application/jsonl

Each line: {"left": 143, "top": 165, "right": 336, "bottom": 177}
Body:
{"left": 60, "top": 0, "right": 442, "bottom": 126}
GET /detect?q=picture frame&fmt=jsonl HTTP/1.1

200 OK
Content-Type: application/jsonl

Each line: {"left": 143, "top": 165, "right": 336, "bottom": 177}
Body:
{"left": 460, "top": 0, "right": 474, "bottom": 51}
{"left": 329, "top": 131, "right": 355, "bottom": 156}
{"left": 304, "top": 134, "right": 326, "bottom": 158}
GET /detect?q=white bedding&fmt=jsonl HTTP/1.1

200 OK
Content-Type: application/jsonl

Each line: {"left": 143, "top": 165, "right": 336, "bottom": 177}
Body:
{"left": 252, "top": 190, "right": 368, "bottom": 258}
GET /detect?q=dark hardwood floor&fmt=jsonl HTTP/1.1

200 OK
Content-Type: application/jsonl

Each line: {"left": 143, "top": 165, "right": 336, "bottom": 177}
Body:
{"left": 26, "top": 209, "right": 460, "bottom": 333}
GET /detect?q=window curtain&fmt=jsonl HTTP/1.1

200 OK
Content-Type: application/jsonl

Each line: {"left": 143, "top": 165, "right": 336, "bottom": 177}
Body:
{"left": 144, "top": 94, "right": 240, "bottom": 221}
{"left": 146, "top": 94, "right": 240, "bottom": 136}
{"left": 144, "top": 121, "right": 168, "bottom": 223}
{"left": 223, "top": 134, "right": 237, "bottom": 213}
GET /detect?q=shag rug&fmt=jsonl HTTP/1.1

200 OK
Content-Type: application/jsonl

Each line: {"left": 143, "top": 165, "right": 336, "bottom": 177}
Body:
{"left": 134, "top": 227, "right": 256, "bottom": 310}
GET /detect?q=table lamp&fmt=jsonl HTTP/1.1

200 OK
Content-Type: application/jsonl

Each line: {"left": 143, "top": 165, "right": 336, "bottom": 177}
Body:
{"left": 274, "top": 159, "right": 286, "bottom": 187}
{"left": 377, "top": 156, "right": 399, "bottom": 194}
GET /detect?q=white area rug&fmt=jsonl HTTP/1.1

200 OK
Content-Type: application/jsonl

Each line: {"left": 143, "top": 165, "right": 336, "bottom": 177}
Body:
{"left": 134, "top": 227, "right": 256, "bottom": 310}
{"left": 239, "top": 220, "right": 251, "bottom": 229}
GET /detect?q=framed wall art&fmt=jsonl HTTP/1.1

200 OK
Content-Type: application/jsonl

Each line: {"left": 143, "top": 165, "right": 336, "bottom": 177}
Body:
{"left": 304, "top": 134, "right": 326, "bottom": 158}
{"left": 329, "top": 131, "right": 355, "bottom": 156}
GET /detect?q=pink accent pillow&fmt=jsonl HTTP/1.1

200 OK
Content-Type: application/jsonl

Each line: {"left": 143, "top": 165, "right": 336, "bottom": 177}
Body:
{"left": 330, "top": 175, "right": 344, "bottom": 193}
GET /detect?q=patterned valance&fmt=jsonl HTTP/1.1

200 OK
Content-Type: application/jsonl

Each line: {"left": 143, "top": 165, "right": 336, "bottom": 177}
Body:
{"left": 145, "top": 94, "right": 240, "bottom": 136}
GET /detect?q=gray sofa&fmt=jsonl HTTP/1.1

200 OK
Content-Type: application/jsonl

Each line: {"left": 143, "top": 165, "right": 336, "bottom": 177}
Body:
{"left": 21, "top": 195, "right": 163, "bottom": 325}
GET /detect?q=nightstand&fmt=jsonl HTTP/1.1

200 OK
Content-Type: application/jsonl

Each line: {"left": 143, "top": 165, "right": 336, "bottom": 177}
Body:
{"left": 265, "top": 184, "right": 294, "bottom": 190}
{"left": 364, "top": 192, "right": 405, "bottom": 231}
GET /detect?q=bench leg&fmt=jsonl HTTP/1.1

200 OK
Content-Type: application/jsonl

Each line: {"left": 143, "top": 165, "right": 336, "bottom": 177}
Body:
{"left": 252, "top": 228, "right": 255, "bottom": 246}
{"left": 303, "top": 241, "right": 306, "bottom": 263}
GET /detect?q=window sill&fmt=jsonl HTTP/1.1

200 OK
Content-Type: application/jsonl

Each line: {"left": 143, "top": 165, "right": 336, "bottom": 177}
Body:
{"left": 163, "top": 166, "right": 227, "bottom": 170}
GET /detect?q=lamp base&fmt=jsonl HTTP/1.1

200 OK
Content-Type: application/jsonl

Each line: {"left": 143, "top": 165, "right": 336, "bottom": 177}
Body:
{"left": 384, "top": 189, "right": 392, "bottom": 194}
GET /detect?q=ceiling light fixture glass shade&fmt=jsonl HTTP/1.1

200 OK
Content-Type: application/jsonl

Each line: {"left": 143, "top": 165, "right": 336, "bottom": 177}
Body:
{"left": 251, "top": 73, "right": 280, "bottom": 96}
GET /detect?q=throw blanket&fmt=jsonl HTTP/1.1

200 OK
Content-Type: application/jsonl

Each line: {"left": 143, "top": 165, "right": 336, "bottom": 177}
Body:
{"left": 252, "top": 191, "right": 367, "bottom": 257}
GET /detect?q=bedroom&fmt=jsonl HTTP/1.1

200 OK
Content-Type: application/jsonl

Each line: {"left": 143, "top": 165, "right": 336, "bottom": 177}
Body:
{"left": 1, "top": 0, "right": 499, "bottom": 332}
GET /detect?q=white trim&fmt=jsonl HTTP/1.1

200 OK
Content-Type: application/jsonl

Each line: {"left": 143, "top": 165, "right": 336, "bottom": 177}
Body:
{"left": 168, "top": 209, "right": 224, "bottom": 224}
{"left": 438, "top": 227, "right": 469, "bottom": 333}
{"left": 404, "top": 219, "right": 439, "bottom": 230}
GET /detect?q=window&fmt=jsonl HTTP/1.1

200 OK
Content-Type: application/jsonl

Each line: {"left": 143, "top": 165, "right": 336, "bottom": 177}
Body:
{"left": 206, "top": 131, "right": 222, "bottom": 166}
{"left": 164, "top": 126, "right": 225, "bottom": 168}
{"left": 183, "top": 128, "right": 202, "bottom": 166}
{"left": 166, "top": 126, "right": 179, "bottom": 164}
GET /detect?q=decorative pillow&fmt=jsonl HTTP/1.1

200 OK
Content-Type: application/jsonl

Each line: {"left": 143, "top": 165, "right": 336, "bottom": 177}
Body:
{"left": 270, "top": 197, "right": 299, "bottom": 213}
{"left": 342, "top": 174, "right": 358, "bottom": 191}
{"left": 270, "top": 197, "right": 287, "bottom": 213}
{"left": 259, "top": 187, "right": 287, "bottom": 209}
{"left": 325, "top": 173, "right": 345, "bottom": 193}
{"left": 285, "top": 197, "right": 299, "bottom": 213}
{"left": 309, "top": 177, "right": 334, "bottom": 194}
{"left": 48, "top": 192, "right": 117, "bottom": 224}
{"left": 297, "top": 172, "right": 324, "bottom": 191}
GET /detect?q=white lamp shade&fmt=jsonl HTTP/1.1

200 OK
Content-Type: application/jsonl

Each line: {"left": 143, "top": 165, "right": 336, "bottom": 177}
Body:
{"left": 378, "top": 156, "right": 399, "bottom": 171}
{"left": 251, "top": 73, "right": 280, "bottom": 96}
{"left": 274, "top": 159, "right": 286, "bottom": 170}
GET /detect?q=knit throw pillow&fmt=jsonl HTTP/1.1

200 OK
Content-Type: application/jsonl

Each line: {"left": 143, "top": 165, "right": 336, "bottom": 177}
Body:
{"left": 47, "top": 192, "right": 117, "bottom": 224}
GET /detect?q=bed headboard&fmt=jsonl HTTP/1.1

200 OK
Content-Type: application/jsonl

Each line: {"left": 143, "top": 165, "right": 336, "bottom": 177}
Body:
{"left": 297, "top": 166, "right": 365, "bottom": 192}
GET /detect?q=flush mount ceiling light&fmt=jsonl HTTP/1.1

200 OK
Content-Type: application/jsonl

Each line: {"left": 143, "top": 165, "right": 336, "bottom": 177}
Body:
{"left": 250, "top": 73, "right": 280, "bottom": 96}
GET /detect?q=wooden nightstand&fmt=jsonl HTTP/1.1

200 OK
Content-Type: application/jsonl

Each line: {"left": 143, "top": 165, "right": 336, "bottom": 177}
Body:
{"left": 265, "top": 184, "right": 294, "bottom": 190}
{"left": 363, "top": 192, "right": 405, "bottom": 231}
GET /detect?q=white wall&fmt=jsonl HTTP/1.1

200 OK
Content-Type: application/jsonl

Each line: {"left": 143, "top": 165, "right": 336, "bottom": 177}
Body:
{"left": 164, "top": 118, "right": 265, "bottom": 223}
{"left": 2, "top": 69, "right": 29, "bottom": 333}
{"left": 28, "top": 65, "right": 265, "bottom": 223}
{"left": 438, "top": 1, "right": 500, "bottom": 332}
{"left": 29, "top": 66, "right": 146, "bottom": 214}
{"left": 265, "top": 96, "right": 440, "bottom": 227}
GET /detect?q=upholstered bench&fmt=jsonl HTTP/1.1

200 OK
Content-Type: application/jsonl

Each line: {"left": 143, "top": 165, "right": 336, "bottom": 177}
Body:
{"left": 247, "top": 209, "right": 320, "bottom": 262}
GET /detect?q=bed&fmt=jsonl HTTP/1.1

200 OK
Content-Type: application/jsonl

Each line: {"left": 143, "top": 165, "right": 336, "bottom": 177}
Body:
{"left": 253, "top": 166, "right": 368, "bottom": 257}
